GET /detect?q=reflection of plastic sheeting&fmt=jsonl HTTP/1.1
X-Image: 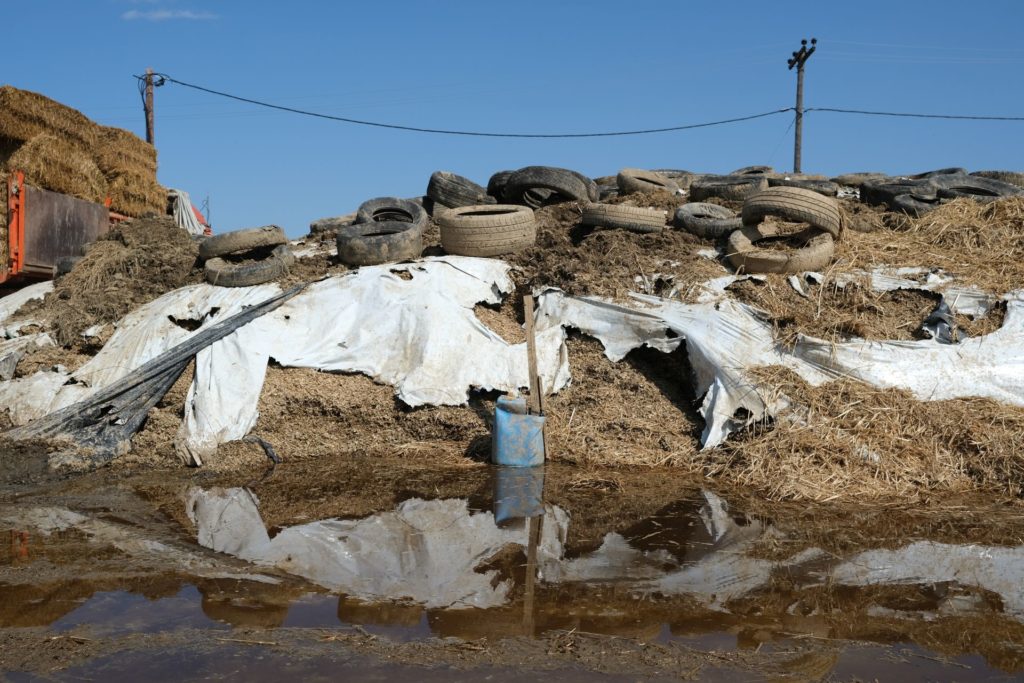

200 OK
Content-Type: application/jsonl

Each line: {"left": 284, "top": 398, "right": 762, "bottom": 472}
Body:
{"left": 826, "top": 541, "right": 1024, "bottom": 618}
{"left": 187, "top": 488, "right": 569, "bottom": 609}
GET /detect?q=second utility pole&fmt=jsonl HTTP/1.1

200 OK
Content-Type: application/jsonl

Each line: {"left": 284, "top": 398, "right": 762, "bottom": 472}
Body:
{"left": 788, "top": 38, "right": 816, "bottom": 174}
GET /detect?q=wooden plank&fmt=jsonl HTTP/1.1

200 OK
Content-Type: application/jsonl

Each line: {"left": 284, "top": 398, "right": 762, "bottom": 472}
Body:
{"left": 523, "top": 294, "right": 543, "bottom": 415}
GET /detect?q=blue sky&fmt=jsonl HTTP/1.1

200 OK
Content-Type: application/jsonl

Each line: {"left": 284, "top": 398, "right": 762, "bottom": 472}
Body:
{"left": 7, "top": 1, "right": 1024, "bottom": 236}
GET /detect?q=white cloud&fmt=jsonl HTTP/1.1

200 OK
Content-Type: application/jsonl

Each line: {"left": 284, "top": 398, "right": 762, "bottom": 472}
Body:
{"left": 121, "top": 9, "right": 217, "bottom": 20}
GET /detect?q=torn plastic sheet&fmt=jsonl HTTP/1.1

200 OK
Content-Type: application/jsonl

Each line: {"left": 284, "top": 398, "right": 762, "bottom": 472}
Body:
{"left": 187, "top": 487, "right": 568, "bottom": 609}
{"left": 175, "top": 257, "right": 569, "bottom": 462}
{"left": 537, "top": 287, "right": 1024, "bottom": 448}
{"left": 0, "top": 281, "right": 53, "bottom": 336}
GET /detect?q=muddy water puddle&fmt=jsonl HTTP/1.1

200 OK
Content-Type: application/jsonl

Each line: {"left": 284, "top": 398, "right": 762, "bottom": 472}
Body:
{"left": 2, "top": 465, "right": 1024, "bottom": 679}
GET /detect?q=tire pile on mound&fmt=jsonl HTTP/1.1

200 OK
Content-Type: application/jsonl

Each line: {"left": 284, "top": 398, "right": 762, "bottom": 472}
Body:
{"left": 200, "top": 226, "right": 296, "bottom": 287}
{"left": 0, "top": 85, "right": 166, "bottom": 219}
{"left": 336, "top": 197, "right": 427, "bottom": 266}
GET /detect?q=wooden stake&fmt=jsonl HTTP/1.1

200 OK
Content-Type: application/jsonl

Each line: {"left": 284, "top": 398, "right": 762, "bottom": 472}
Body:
{"left": 523, "top": 294, "right": 543, "bottom": 415}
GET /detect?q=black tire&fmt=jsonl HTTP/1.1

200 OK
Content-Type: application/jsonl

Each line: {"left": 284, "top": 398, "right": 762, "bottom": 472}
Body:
{"left": 336, "top": 220, "right": 423, "bottom": 266}
{"left": 204, "top": 245, "right": 295, "bottom": 287}
{"left": 199, "top": 225, "right": 287, "bottom": 261}
{"left": 616, "top": 168, "right": 681, "bottom": 195}
{"left": 971, "top": 170, "right": 1024, "bottom": 189}
{"left": 742, "top": 186, "right": 843, "bottom": 239}
{"left": 427, "top": 171, "right": 495, "bottom": 209}
{"left": 830, "top": 172, "right": 888, "bottom": 187}
{"left": 674, "top": 203, "right": 742, "bottom": 239}
{"left": 859, "top": 179, "right": 937, "bottom": 207}
{"left": 890, "top": 194, "right": 945, "bottom": 217}
{"left": 931, "top": 175, "right": 1023, "bottom": 198}
{"left": 689, "top": 175, "right": 769, "bottom": 202}
{"left": 767, "top": 176, "right": 839, "bottom": 197}
{"left": 487, "top": 170, "right": 515, "bottom": 201}
{"left": 310, "top": 213, "right": 356, "bottom": 235}
{"left": 909, "top": 167, "right": 967, "bottom": 180}
{"left": 726, "top": 225, "right": 834, "bottom": 274}
{"left": 730, "top": 165, "right": 774, "bottom": 176}
{"left": 597, "top": 183, "right": 618, "bottom": 201}
{"left": 355, "top": 197, "right": 428, "bottom": 231}
{"left": 581, "top": 203, "right": 666, "bottom": 233}
{"left": 504, "top": 166, "right": 591, "bottom": 207}
{"left": 438, "top": 205, "right": 536, "bottom": 257}
{"left": 54, "top": 255, "right": 82, "bottom": 276}
{"left": 568, "top": 170, "right": 600, "bottom": 202}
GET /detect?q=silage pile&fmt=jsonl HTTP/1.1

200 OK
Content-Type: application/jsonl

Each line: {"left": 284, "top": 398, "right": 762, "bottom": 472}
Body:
{"left": 0, "top": 85, "right": 166, "bottom": 219}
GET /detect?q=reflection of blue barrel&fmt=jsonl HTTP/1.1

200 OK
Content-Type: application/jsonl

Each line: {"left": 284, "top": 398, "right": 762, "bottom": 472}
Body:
{"left": 493, "top": 465, "right": 545, "bottom": 524}
{"left": 491, "top": 396, "right": 545, "bottom": 467}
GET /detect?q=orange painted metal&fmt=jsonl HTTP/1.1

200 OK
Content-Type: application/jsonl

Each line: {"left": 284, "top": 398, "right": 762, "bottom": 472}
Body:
{"left": 2, "top": 171, "right": 27, "bottom": 284}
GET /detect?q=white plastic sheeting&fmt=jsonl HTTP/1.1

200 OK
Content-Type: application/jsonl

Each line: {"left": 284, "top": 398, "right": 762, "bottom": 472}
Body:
{"left": 0, "top": 281, "right": 53, "bottom": 336}
{"left": 538, "top": 288, "right": 1024, "bottom": 448}
{"left": 188, "top": 487, "right": 568, "bottom": 609}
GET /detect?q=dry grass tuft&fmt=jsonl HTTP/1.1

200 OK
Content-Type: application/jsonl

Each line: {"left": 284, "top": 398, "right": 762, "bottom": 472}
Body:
{"left": 711, "top": 367, "right": 1024, "bottom": 502}
{"left": 0, "top": 85, "right": 99, "bottom": 153}
{"left": 7, "top": 134, "right": 107, "bottom": 203}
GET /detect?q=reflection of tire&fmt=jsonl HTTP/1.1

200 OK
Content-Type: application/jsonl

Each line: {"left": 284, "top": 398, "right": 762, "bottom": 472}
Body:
{"left": 674, "top": 203, "right": 741, "bottom": 238}
{"left": 199, "top": 225, "right": 287, "bottom": 261}
{"left": 726, "top": 224, "right": 834, "bottom": 274}
{"left": 581, "top": 203, "right": 666, "bottom": 233}
{"left": 616, "top": 168, "right": 681, "bottom": 195}
{"left": 427, "top": 171, "right": 494, "bottom": 209}
{"left": 767, "top": 176, "right": 839, "bottom": 197}
{"left": 890, "top": 194, "right": 945, "bottom": 217}
{"left": 355, "top": 197, "right": 427, "bottom": 230}
{"left": 505, "top": 166, "right": 592, "bottom": 207}
{"left": 741, "top": 186, "right": 843, "bottom": 239}
{"left": 438, "top": 205, "right": 536, "bottom": 257}
{"left": 689, "top": 175, "right": 768, "bottom": 201}
{"left": 205, "top": 245, "right": 295, "bottom": 287}
{"left": 860, "top": 179, "right": 937, "bottom": 207}
{"left": 971, "top": 170, "right": 1024, "bottom": 189}
{"left": 336, "top": 221, "right": 423, "bottom": 266}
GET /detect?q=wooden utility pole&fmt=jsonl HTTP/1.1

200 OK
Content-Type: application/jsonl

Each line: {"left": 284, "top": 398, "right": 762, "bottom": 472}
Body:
{"left": 144, "top": 67, "right": 156, "bottom": 145}
{"left": 788, "top": 38, "right": 816, "bottom": 174}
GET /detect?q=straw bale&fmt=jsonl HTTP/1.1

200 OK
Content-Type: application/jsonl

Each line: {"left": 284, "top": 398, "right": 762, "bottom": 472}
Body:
{"left": 7, "top": 134, "right": 107, "bottom": 203}
{"left": 95, "top": 125, "right": 157, "bottom": 177}
{"left": 0, "top": 85, "right": 98, "bottom": 154}
{"left": 107, "top": 171, "right": 167, "bottom": 218}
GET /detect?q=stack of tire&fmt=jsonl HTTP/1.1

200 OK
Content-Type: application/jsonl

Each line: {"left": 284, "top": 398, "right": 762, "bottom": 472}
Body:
{"left": 720, "top": 187, "right": 843, "bottom": 275}
{"left": 857, "top": 168, "right": 1023, "bottom": 217}
{"left": 489, "top": 166, "right": 598, "bottom": 208}
{"left": 200, "top": 226, "right": 296, "bottom": 287}
{"left": 336, "top": 197, "right": 428, "bottom": 266}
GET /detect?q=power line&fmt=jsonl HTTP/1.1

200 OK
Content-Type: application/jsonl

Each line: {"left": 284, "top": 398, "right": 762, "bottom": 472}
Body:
{"left": 808, "top": 107, "right": 1024, "bottom": 121}
{"left": 136, "top": 73, "right": 793, "bottom": 138}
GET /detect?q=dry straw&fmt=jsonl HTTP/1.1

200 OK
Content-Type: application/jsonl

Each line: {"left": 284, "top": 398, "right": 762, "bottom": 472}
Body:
{"left": 0, "top": 85, "right": 99, "bottom": 154}
{"left": 7, "top": 134, "right": 107, "bottom": 204}
{"left": 107, "top": 171, "right": 167, "bottom": 217}
{"left": 95, "top": 125, "right": 157, "bottom": 176}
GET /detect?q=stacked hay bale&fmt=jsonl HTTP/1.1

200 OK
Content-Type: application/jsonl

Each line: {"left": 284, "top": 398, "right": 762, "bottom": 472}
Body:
{"left": 0, "top": 85, "right": 166, "bottom": 228}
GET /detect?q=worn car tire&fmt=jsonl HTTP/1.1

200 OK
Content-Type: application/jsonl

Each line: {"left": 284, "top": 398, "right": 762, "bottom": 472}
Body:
{"left": 726, "top": 225, "right": 834, "bottom": 274}
{"left": 859, "top": 179, "right": 937, "bottom": 207}
{"left": 674, "top": 203, "right": 742, "bottom": 239}
{"left": 505, "top": 166, "right": 591, "bottom": 207}
{"left": 616, "top": 168, "right": 681, "bottom": 195}
{"left": 205, "top": 245, "right": 295, "bottom": 287}
{"left": 909, "top": 167, "right": 967, "bottom": 180}
{"left": 767, "top": 176, "right": 840, "bottom": 197}
{"left": 581, "top": 203, "right": 666, "bottom": 233}
{"left": 199, "top": 225, "right": 287, "bottom": 261}
{"left": 971, "top": 170, "right": 1024, "bottom": 189}
{"left": 730, "top": 165, "right": 774, "bottom": 176}
{"left": 438, "top": 205, "right": 537, "bottom": 257}
{"left": 355, "top": 197, "right": 428, "bottom": 231}
{"left": 931, "top": 174, "right": 1023, "bottom": 198}
{"left": 427, "top": 171, "right": 495, "bottom": 209}
{"left": 830, "top": 172, "right": 888, "bottom": 187}
{"left": 741, "top": 186, "right": 843, "bottom": 239}
{"left": 310, "top": 213, "right": 356, "bottom": 234}
{"left": 689, "top": 175, "right": 769, "bottom": 202}
{"left": 336, "top": 221, "right": 424, "bottom": 266}
{"left": 890, "top": 194, "right": 946, "bottom": 217}
{"left": 486, "top": 170, "right": 515, "bottom": 201}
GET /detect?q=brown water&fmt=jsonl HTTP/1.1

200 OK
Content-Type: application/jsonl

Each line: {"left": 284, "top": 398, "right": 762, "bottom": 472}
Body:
{"left": 2, "top": 465, "right": 1023, "bottom": 680}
